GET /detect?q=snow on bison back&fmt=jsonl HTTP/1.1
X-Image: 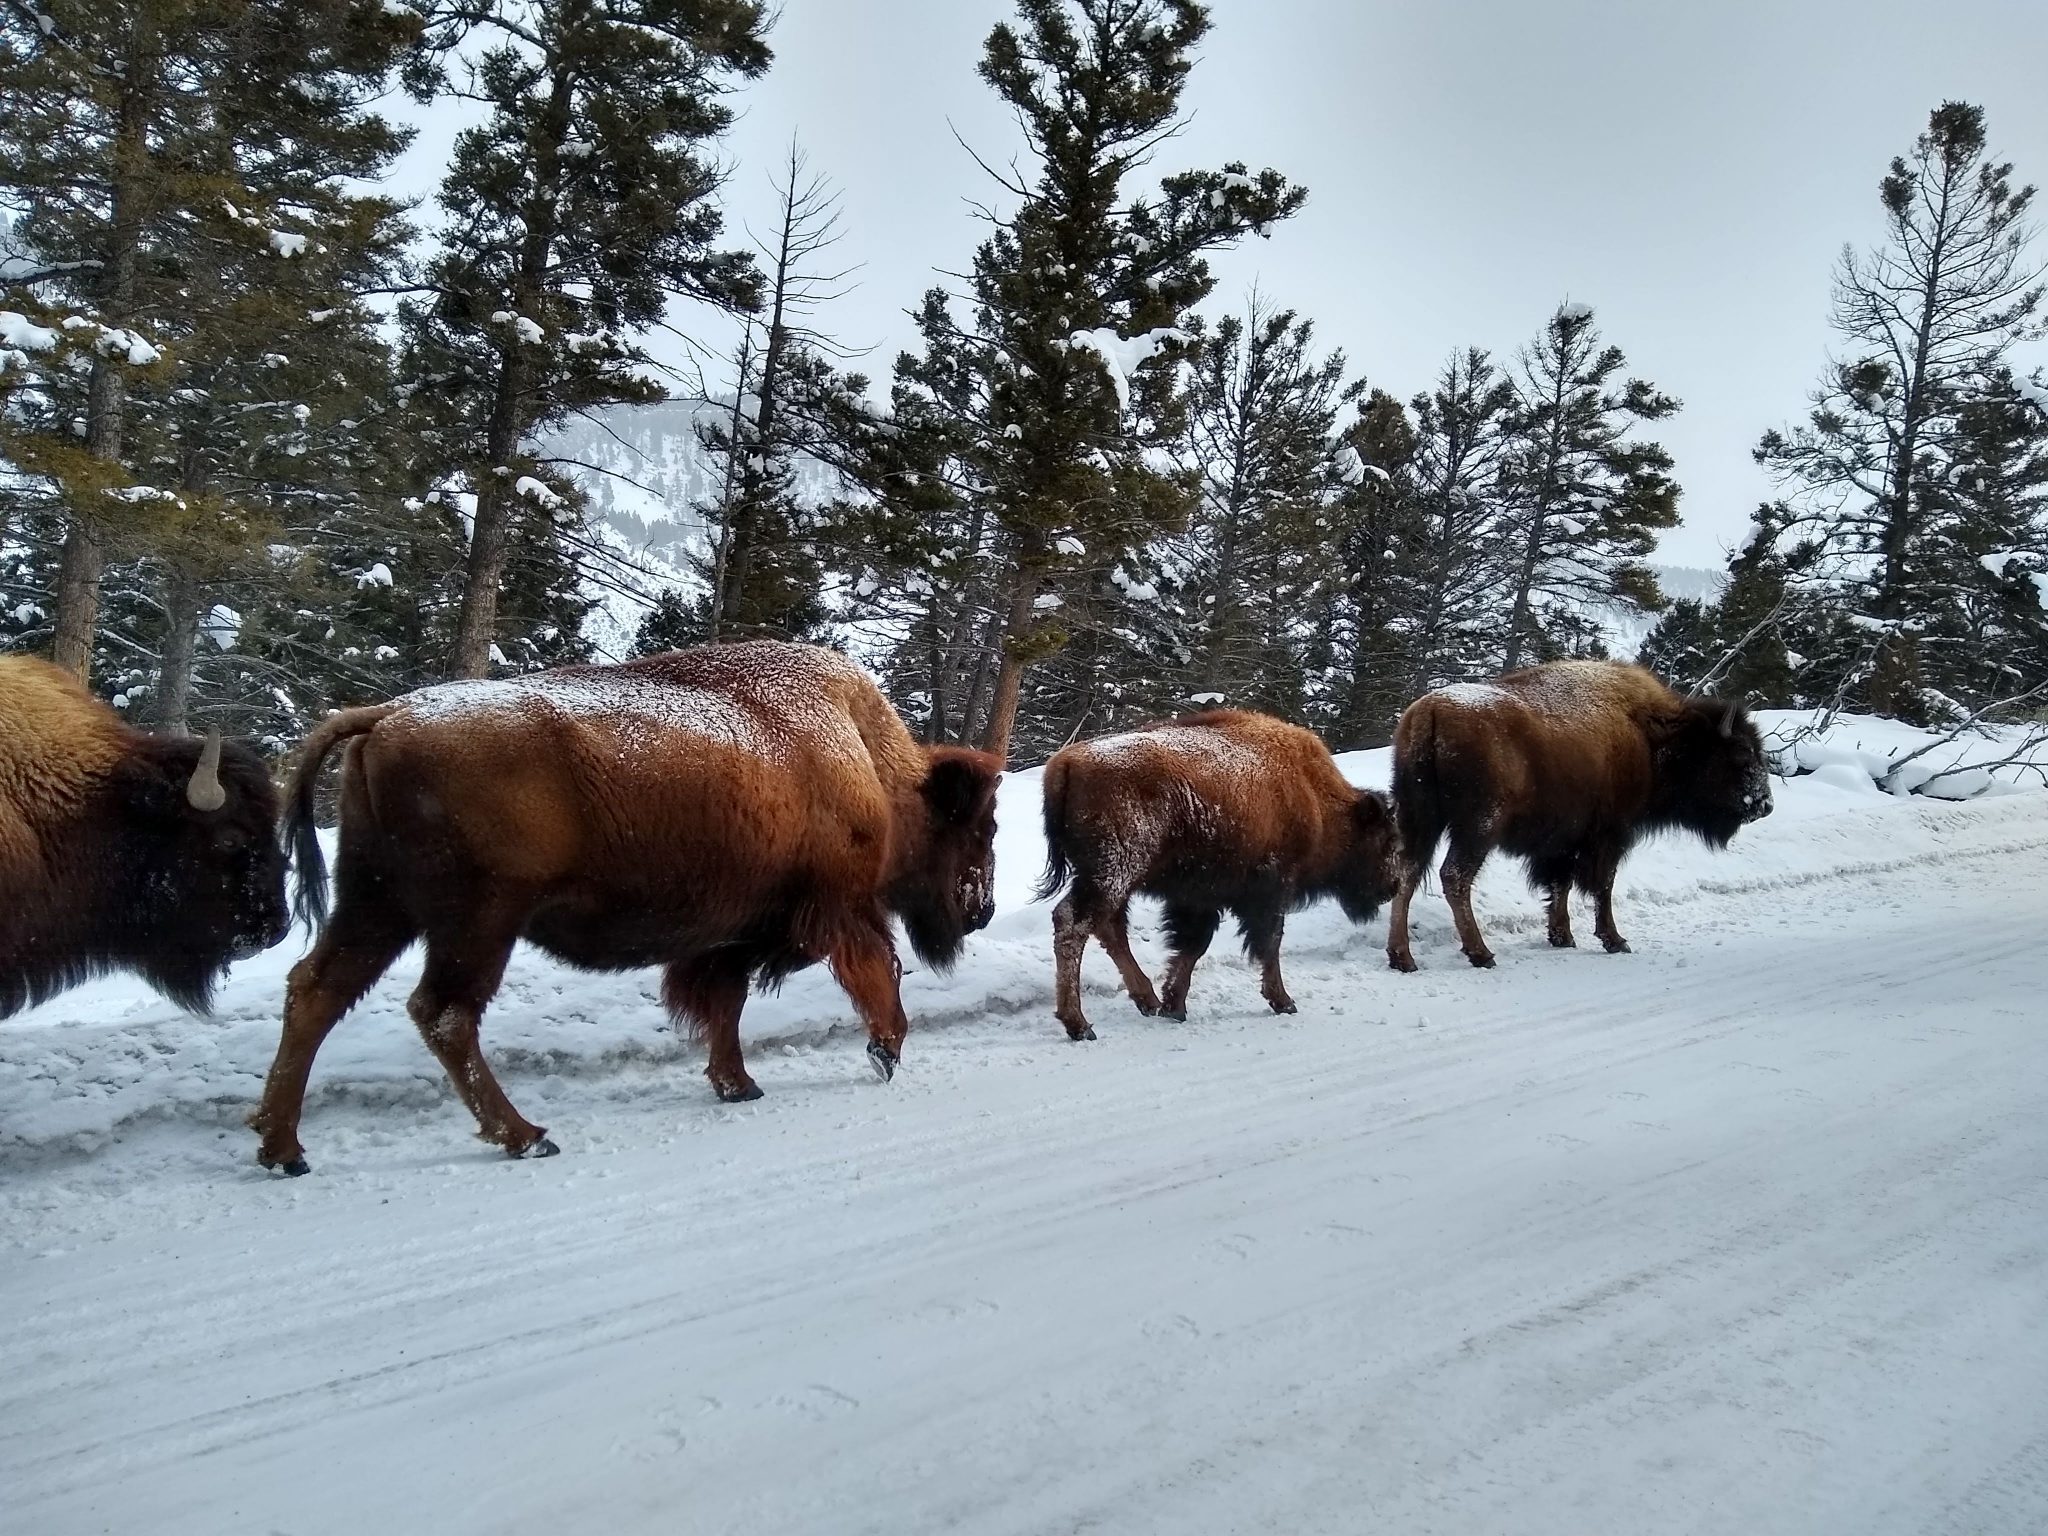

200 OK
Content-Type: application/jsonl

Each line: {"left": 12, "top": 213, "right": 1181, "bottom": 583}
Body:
{"left": 1386, "top": 659, "right": 1774, "bottom": 971}
{"left": 249, "top": 641, "right": 1001, "bottom": 1175}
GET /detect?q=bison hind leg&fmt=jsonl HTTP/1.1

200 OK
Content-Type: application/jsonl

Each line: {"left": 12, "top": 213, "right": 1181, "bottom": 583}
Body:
{"left": 408, "top": 914, "right": 553, "bottom": 1157}
{"left": 1051, "top": 891, "right": 1097, "bottom": 1041}
{"left": 1440, "top": 835, "right": 1496, "bottom": 969}
{"left": 251, "top": 902, "right": 416, "bottom": 1175}
{"left": 664, "top": 956, "right": 760, "bottom": 1102}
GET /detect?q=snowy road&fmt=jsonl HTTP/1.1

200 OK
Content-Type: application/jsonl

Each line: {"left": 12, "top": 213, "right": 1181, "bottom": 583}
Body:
{"left": 4, "top": 831, "right": 2047, "bottom": 1534}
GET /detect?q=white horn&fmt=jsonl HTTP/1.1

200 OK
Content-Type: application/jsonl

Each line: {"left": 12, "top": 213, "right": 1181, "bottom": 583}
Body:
{"left": 187, "top": 730, "right": 227, "bottom": 812}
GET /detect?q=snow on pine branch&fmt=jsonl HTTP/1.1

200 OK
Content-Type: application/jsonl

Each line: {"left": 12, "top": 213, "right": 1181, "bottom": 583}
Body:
{"left": 1063, "top": 326, "right": 1188, "bottom": 414}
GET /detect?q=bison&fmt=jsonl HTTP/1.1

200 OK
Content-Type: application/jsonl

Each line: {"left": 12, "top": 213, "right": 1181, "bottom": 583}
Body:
{"left": 1037, "top": 710, "right": 1398, "bottom": 1040}
{"left": 1385, "top": 659, "right": 1774, "bottom": 972}
{"left": 249, "top": 640, "right": 1001, "bottom": 1174}
{"left": 0, "top": 654, "right": 289, "bottom": 1018}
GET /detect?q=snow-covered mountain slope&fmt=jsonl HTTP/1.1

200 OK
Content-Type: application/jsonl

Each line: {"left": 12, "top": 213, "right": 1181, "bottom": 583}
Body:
{"left": 3, "top": 713, "right": 2045, "bottom": 1535}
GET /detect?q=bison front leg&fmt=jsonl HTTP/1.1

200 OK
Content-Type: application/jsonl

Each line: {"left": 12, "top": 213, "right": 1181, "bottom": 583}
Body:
{"left": 1586, "top": 853, "right": 1632, "bottom": 954}
{"left": 1158, "top": 903, "right": 1221, "bottom": 1022}
{"left": 827, "top": 921, "right": 912, "bottom": 1083}
{"left": 664, "top": 958, "right": 760, "bottom": 1102}
{"left": 251, "top": 905, "right": 413, "bottom": 1176}
{"left": 407, "top": 923, "right": 555, "bottom": 1159}
{"left": 1238, "top": 907, "right": 1297, "bottom": 1015}
{"left": 1532, "top": 856, "right": 1576, "bottom": 949}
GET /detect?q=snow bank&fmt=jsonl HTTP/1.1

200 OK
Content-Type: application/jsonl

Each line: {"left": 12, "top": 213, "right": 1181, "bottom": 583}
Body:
{"left": 1760, "top": 709, "right": 2047, "bottom": 798}
{"left": 4, "top": 717, "right": 2044, "bottom": 1155}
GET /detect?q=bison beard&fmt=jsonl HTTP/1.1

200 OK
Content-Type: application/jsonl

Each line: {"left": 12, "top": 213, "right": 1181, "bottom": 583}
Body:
{"left": 0, "top": 656, "right": 290, "bottom": 1019}
{"left": 249, "top": 642, "right": 1000, "bottom": 1175}
{"left": 1036, "top": 710, "right": 1398, "bottom": 1041}
{"left": 1385, "top": 660, "right": 1774, "bottom": 972}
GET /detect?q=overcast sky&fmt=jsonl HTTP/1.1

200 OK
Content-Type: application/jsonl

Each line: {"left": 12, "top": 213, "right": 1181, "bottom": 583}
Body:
{"left": 403, "top": 0, "right": 2048, "bottom": 568}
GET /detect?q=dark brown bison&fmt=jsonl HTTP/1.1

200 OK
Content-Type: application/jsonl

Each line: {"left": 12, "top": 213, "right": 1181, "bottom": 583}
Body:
{"left": 1037, "top": 710, "right": 1398, "bottom": 1040}
{"left": 0, "top": 654, "right": 290, "bottom": 1017}
{"left": 1385, "top": 659, "right": 1773, "bottom": 972}
{"left": 249, "top": 641, "right": 1001, "bottom": 1174}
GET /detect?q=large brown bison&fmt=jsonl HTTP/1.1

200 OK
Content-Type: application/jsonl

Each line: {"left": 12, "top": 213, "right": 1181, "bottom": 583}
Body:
{"left": 1385, "top": 659, "right": 1773, "bottom": 972}
{"left": 1037, "top": 710, "right": 1398, "bottom": 1041}
{"left": 0, "top": 655, "right": 290, "bottom": 1017}
{"left": 249, "top": 641, "right": 1001, "bottom": 1174}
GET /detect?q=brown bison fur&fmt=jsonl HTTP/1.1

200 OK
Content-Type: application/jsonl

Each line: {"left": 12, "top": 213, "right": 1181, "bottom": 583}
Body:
{"left": 0, "top": 654, "right": 289, "bottom": 1017}
{"left": 1385, "top": 660, "right": 1774, "bottom": 972}
{"left": 1036, "top": 710, "right": 1397, "bottom": 1040}
{"left": 250, "top": 640, "right": 1001, "bottom": 1174}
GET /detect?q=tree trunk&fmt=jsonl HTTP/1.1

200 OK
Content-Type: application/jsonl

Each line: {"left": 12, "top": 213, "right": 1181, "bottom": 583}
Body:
{"left": 49, "top": 10, "right": 157, "bottom": 683}
{"left": 978, "top": 560, "right": 1042, "bottom": 763}
{"left": 449, "top": 358, "right": 529, "bottom": 678}
{"left": 450, "top": 477, "right": 513, "bottom": 678}
{"left": 156, "top": 567, "right": 202, "bottom": 737}
{"left": 49, "top": 526, "right": 106, "bottom": 680}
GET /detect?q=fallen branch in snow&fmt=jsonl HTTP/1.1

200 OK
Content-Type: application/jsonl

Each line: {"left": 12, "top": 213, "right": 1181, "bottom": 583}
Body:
{"left": 1876, "top": 682, "right": 2048, "bottom": 795}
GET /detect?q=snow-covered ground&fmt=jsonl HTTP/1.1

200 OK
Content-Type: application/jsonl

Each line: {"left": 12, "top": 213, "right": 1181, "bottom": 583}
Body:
{"left": 4, "top": 711, "right": 2047, "bottom": 1533}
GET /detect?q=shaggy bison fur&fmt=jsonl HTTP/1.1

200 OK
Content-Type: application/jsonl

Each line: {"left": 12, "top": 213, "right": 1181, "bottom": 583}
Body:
{"left": 249, "top": 641, "right": 1000, "bottom": 1174}
{"left": 1385, "top": 660, "right": 1773, "bottom": 972}
{"left": 1037, "top": 710, "right": 1397, "bottom": 1040}
{"left": 0, "top": 655, "right": 288, "bottom": 1018}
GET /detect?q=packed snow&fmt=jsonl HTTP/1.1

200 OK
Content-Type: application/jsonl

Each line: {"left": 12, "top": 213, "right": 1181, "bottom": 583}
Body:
{"left": 3, "top": 711, "right": 2046, "bottom": 1535}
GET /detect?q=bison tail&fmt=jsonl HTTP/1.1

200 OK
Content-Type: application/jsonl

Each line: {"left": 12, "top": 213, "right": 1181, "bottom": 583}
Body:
{"left": 1034, "top": 756, "right": 1074, "bottom": 903}
{"left": 283, "top": 704, "right": 395, "bottom": 929}
{"left": 1392, "top": 702, "right": 1447, "bottom": 877}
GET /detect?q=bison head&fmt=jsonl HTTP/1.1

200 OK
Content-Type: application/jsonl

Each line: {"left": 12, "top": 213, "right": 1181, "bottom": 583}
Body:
{"left": 1649, "top": 698, "right": 1774, "bottom": 847}
{"left": 113, "top": 732, "right": 292, "bottom": 1011}
{"left": 1333, "top": 787, "right": 1401, "bottom": 922}
{"left": 889, "top": 747, "right": 1003, "bottom": 970}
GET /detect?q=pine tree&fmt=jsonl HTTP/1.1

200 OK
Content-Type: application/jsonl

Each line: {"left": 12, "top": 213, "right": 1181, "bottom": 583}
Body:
{"left": 403, "top": 0, "right": 772, "bottom": 678}
{"left": 695, "top": 143, "right": 864, "bottom": 642}
{"left": 1168, "top": 299, "right": 1358, "bottom": 717}
{"left": 1318, "top": 389, "right": 1424, "bottom": 744}
{"left": 1758, "top": 102, "right": 2043, "bottom": 719}
{"left": 0, "top": 0, "right": 419, "bottom": 681}
{"left": 893, "top": 0, "right": 1306, "bottom": 761}
{"left": 1498, "top": 303, "right": 1680, "bottom": 671}
{"left": 1400, "top": 348, "right": 1517, "bottom": 695}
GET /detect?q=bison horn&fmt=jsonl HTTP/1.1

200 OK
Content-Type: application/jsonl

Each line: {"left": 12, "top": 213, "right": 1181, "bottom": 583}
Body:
{"left": 187, "top": 730, "right": 227, "bottom": 812}
{"left": 1719, "top": 702, "right": 1738, "bottom": 738}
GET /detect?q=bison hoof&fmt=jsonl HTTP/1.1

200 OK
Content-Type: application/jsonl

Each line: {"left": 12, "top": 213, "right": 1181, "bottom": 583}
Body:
{"left": 715, "top": 1080, "right": 765, "bottom": 1103}
{"left": 513, "top": 1135, "right": 559, "bottom": 1160}
{"left": 1602, "top": 936, "right": 1632, "bottom": 954}
{"left": 261, "top": 1155, "right": 312, "bottom": 1178}
{"left": 866, "top": 1038, "right": 899, "bottom": 1083}
{"left": 1465, "top": 951, "right": 1497, "bottom": 970}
